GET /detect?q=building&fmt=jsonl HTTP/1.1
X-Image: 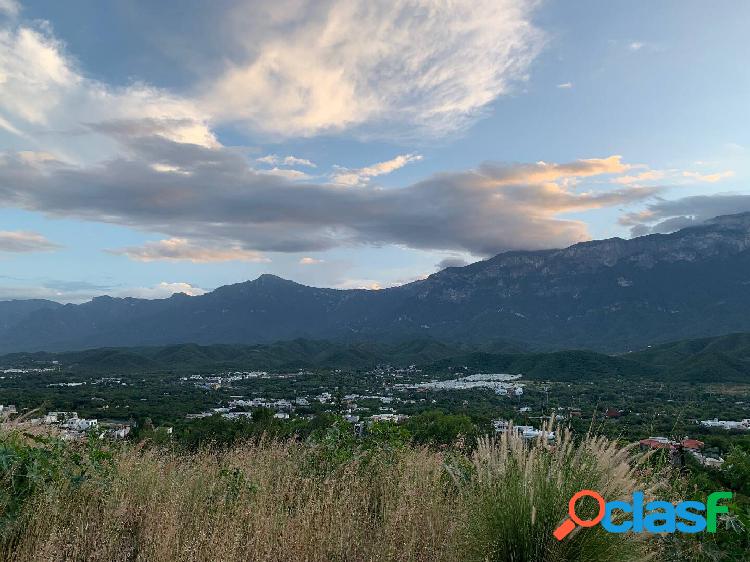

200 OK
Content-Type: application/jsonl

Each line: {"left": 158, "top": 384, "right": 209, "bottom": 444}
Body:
{"left": 370, "top": 413, "right": 408, "bottom": 424}
{"left": 697, "top": 456, "right": 725, "bottom": 468}
{"left": 638, "top": 437, "right": 673, "bottom": 450}
{"left": 44, "top": 411, "right": 78, "bottom": 424}
{"left": 62, "top": 418, "right": 99, "bottom": 431}
{"left": 493, "top": 419, "right": 555, "bottom": 442}
{"left": 0, "top": 404, "right": 17, "bottom": 418}
{"left": 516, "top": 425, "right": 555, "bottom": 442}
{"left": 638, "top": 437, "right": 714, "bottom": 468}
{"left": 699, "top": 418, "right": 750, "bottom": 430}
{"left": 110, "top": 426, "right": 131, "bottom": 439}
{"left": 493, "top": 419, "right": 510, "bottom": 433}
{"left": 681, "top": 439, "right": 704, "bottom": 450}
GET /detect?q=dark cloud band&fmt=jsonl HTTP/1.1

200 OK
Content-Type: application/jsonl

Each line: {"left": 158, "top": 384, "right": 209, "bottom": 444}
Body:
{"left": 0, "top": 129, "right": 660, "bottom": 257}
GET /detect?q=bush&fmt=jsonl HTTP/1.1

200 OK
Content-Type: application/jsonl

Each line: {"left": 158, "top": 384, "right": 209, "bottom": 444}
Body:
{"left": 0, "top": 432, "right": 113, "bottom": 537}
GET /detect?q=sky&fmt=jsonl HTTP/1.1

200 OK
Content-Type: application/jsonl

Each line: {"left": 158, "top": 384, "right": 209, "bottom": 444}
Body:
{"left": 0, "top": 0, "right": 748, "bottom": 302}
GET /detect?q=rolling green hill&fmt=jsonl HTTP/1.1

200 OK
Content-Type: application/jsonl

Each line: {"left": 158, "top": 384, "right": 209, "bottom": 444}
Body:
{"left": 3, "top": 332, "right": 750, "bottom": 382}
{"left": 629, "top": 332, "right": 750, "bottom": 382}
{"left": 0, "top": 339, "right": 523, "bottom": 374}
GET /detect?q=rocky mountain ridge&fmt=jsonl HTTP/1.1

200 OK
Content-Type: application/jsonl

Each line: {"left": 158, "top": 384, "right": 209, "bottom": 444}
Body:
{"left": 2, "top": 212, "right": 750, "bottom": 353}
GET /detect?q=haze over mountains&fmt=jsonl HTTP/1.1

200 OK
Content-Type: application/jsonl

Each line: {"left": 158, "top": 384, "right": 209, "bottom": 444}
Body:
{"left": 2, "top": 212, "right": 750, "bottom": 354}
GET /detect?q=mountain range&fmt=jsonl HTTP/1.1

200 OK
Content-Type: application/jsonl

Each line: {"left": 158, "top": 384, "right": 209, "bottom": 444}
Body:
{"left": 3, "top": 212, "right": 750, "bottom": 354}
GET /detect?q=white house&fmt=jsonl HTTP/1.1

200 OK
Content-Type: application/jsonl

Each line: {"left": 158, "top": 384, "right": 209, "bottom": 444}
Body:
{"left": 700, "top": 418, "right": 750, "bottom": 430}
{"left": 64, "top": 418, "right": 99, "bottom": 431}
{"left": 0, "top": 404, "right": 17, "bottom": 417}
{"left": 370, "top": 413, "right": 408, "bottom": 424}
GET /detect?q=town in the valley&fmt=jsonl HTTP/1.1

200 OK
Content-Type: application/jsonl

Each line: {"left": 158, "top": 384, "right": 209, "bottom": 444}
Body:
{"left": 2, "top": 358, "right": 749, "bottom": 474}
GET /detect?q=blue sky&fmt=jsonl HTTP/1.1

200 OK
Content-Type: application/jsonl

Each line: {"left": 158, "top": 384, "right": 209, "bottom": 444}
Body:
{"left": 0, "top": 0, "right": 748, "bottom": 302}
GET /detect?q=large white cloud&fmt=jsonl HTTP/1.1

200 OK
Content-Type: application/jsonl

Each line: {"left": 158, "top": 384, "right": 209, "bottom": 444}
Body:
{"left": 116, "top": 282, "right": 206, "bottom": 299}
{"left": 0, "top": 22, "right": 217, "bottom": 163}
{"left": 203, "top": 0, "right": 543, "bottom": 137}
{"left": 1, "top": 1, "right": 543, "bottom": 147}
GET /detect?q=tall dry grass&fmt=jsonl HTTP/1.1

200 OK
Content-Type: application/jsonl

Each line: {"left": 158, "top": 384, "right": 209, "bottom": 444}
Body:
{"left": 0, "top": 426, "right": 666, "bottom": 562}
{"left": 463, "top": 426, "right": 664, "bottom": 562}
{"left": 3, "top": 440, "right": 465, "bottom": 562}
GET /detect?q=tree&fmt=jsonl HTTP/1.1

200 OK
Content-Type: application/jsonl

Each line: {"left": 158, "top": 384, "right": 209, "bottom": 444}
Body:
{"left": 405, "top": 410, "right": 475, "bottom": 448}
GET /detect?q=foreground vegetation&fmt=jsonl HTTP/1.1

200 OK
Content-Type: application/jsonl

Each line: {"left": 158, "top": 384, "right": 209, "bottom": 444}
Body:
{"left": 0, "top": 424, "right": 672, "bottom": 562}
{"left": 0, "top": 328, "right": 750, "bottom": 562}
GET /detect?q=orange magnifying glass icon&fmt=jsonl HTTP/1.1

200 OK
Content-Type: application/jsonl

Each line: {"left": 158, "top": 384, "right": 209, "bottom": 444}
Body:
{"left": 553, "top": 490, "right": 606, "bottom": 541}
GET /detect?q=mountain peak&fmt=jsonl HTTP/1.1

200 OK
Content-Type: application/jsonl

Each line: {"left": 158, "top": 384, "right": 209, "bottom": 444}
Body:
{"left": 249, "top": 274, "right": 304, "bottom": 288}
{"left": 207, "top": 274, "right": 303, "bottom": 299}
{"left": 253, "top": 273, "right": 290, "bottom": 284}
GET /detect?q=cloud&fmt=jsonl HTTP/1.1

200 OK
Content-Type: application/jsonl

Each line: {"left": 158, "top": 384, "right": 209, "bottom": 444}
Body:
{"left": 628, "top": 41, "right": 644, "bottom": 51}
{"left": 202, "top": 0, "right": 543, "bottom": 137}
{"left": 0, "top": 279, "right": 203, "bottom": 303}
{"left": 262, "top": 167, "right": 312, "bottom": 181}
{"left": 436, "top": 257, "right": 469, "bottom": 269}
{"left": 0, "top": 2, "right": 541, "bottom": 153}
{"left": 331, "top": 153, "right": 423, "bottom": 186}
{"left": 0, "top": 283, "right": 90, "bottom": 303}
{"left": 725, "top": 142, "right": 745, "bottom": 153}
{"left": 0, "top": 0, "right": 19, "bottom": 17}
{"left": 255, "top": 154, "right": 316, "bottom": 180}
{"left": 610, "top": 167, "right": 734, "bottom": 187}
{"left": 115, "top": 282, "right": 206, "bottom": 299}
{"left": 556, "top": 82, "right": 573, "bottom": 89}
{"left": 258, "top": 155, "right": 316, "bottom": 168}
{"left": 108, "top": 238, "right": 269, "bottom": 263}
{"left": 0, "top": 21, "right": 217, "bottom": 163}
{"left": 619, "top": 193, "right": 750, "bottom": 236}
{"left": 335, "top": 279, "right": 383, "bottom": 290}
{"left": 682, "top": 170, "right": 734, "bottom": 183}
{"left": 0, "top": 131, "right": 661, "bottom": 256}
{"left": 0, "top": 230, "right": 61, "bottom": 253}
{"left": 611, "top": 170, "right": 665, "bottom": 185}
{"left": 334, "top": 272, "right": 428, "bottom": 290}
{"left": 478, "top": 155, "right": 629, "bottom": 185}
{"left": 42, "top": 279, "right": 112, "bottom": 292}
{"left": 299, "top": 257, "right": 323, "bottom": 265}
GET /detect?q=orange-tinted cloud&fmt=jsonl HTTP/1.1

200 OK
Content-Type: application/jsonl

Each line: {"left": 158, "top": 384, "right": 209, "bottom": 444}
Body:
{"left": 0, "top": 230, "right": 61, "bottom": 253}
{"left": 108, "top": 238, "right": 269, "bottom": 263}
